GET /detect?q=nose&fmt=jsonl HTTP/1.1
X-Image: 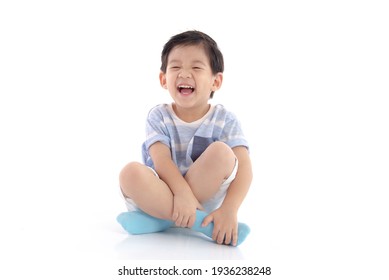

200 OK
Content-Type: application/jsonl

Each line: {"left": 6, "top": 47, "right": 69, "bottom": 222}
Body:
{"left": 178, "top": 69, "right": 192, "bottom": 78}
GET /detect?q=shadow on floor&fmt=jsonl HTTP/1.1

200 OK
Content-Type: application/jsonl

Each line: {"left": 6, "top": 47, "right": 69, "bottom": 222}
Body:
{"left": 114, "top": 227, "right": 245, "bottom": 260}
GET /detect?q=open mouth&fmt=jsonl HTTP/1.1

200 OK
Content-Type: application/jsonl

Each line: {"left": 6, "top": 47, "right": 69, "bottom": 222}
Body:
{"left": 177, "top": 85, "right": 195, "bottom": 95}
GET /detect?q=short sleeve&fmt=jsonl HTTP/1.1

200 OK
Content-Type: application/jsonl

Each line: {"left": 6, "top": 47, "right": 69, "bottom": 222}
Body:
{"left": 220, "top": 111, "right": 249, "bottom": 150}
{"left": 144, "top": 106, "right": 171, "bottom": 151}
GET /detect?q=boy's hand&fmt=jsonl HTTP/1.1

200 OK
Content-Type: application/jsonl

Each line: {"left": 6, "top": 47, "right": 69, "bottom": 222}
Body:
{"left": 172, "top": 189, "right": 204, "bottom": 228}
{"left": 201, "top": 207, "right": 238, "bottom": 246}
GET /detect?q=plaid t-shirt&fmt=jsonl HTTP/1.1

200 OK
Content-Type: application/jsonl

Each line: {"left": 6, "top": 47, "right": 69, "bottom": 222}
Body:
{"left": 142, "top": 103, "right": 249, "bottom": 176}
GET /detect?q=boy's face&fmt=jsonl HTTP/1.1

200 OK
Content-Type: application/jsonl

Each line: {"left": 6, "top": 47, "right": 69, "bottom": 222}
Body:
{"left": 160, "top": 44, "right": 222, "bottom": 114}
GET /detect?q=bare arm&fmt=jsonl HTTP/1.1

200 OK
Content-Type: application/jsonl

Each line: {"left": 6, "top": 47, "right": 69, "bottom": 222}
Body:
{"left": 221, "top": 146, "right": 253, "bottom": 211}
{"left": 149, "top": 142, "right": 203, "bottom": 227}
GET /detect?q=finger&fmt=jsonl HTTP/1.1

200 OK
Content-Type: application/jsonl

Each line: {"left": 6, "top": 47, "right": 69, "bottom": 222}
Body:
{"left": 175, "top": 215, "right": 183, "bottom": 227}
{"left": 187, "top": 214, "right": 196, "bottom": 228}
{"left": 224, "top": 229, "right": 233, "bottom": 245}
{"left": 216, "top": 231, "right": 225, "bottom": 245}
{"left": 180, "top": 216, "right": 189, "bottom": 227}
{"left": 172, "top": 211, "right": 179, "bottom": 221}
{"left": 212, "top": 226, "right": 220, "bottom": 242}
{"left": 232, "top": 228, "right": 238, "bottom": 246}
{"left": 201, "top": 214, "right": 214, "bottom": 227}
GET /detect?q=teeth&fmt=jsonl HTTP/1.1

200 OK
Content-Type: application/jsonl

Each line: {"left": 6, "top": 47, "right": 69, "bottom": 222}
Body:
{"left": 178, "top": 85, "right": 194, "bottom": 89}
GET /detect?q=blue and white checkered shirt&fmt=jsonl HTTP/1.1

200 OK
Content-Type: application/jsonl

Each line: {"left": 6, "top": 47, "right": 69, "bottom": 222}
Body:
{"left": 142, "top": 103, "right": 249, "bottom": 176}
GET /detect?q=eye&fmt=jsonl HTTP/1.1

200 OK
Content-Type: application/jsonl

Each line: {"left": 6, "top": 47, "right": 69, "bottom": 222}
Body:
{"left": 193, "top": 67, "right": 203, "bottom": 70}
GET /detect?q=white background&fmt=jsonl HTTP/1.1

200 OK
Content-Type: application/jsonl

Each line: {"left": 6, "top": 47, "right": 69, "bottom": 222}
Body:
{"left": 1, "top": 0, "right": 388, "bottom": 279}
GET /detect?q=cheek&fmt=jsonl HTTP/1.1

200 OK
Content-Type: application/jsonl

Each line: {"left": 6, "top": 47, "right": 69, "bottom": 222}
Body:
{"left": 166, "top": 74, "right": 177, "bottom": 85}
{"left": 167, "top": 81, "right": 178, "bottom": 91}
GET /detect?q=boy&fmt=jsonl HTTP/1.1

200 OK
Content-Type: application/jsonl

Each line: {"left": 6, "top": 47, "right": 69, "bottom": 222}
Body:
{"left": 117, "top": 30, "right": 252, "bottom": 246}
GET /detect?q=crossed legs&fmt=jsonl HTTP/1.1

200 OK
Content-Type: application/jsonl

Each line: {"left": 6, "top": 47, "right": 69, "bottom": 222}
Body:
{"left": 117, "top": 141, "right": 250, "bottom": 245}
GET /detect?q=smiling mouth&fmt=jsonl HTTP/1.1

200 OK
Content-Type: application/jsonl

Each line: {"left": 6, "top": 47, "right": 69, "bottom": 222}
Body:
{"left": 177, "top": 85, "right": 195, "bottom": 95}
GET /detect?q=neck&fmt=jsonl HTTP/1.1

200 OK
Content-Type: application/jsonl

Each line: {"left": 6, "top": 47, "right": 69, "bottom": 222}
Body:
{"left": 172, "top": 103, "right": 210, "bottom": 123}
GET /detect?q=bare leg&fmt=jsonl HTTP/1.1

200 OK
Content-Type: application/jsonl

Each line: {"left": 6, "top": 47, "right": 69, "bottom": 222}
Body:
{"left": 185, "top": 141, "right": 236, "bottom": 204}
{"left": 119, "top": 162, "right": 174, "bottom": 220}
{"left": 117, "top": 145, "right": 251, "bottom": 245}
{"left": 119, "top": 142, "right": 235, "bottom": 218}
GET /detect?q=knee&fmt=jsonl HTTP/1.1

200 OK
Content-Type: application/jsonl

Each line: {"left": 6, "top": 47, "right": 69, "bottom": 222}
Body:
{"left": 206, "top": 141, "right": 235, "bottom": 163}
{"left": 119, "top": 162, "right": 144, "bottom": 190}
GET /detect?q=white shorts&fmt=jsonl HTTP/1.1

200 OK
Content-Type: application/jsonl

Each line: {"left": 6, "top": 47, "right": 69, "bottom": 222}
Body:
{"left": 121, "top": 159, "right": 238, "bottom": 213}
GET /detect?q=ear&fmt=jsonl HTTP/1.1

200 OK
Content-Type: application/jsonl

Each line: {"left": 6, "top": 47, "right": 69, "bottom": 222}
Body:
{"left": 159, "top": 71, "right": 167, "bottom": 89}
{"left": 211, "top": 72, "right": 223, "bottom": 91}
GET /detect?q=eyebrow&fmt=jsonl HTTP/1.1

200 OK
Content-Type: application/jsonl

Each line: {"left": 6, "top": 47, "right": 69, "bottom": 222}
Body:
{"left": 168, "top": 59, "right": 207, "bottom": 66}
